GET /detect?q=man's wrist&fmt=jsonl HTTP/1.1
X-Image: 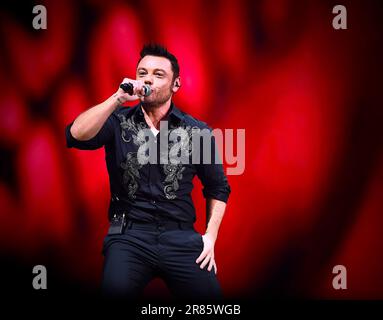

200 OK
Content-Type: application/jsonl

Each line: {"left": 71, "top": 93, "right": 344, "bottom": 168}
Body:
{"left": 204, "top": 231, "right": 217, "bottom": 243}
{"left": 112, "top": 93, "right": 125, "bottom": 105}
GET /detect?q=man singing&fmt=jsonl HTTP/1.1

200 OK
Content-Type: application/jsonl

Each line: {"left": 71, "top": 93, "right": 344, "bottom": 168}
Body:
{"left": 65, "top": 44, "right": 231, "bottom": 300}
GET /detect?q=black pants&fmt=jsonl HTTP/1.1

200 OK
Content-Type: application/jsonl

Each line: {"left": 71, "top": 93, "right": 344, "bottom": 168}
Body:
{"left": 101, "top": 220, "right": 222, "bottom": 300}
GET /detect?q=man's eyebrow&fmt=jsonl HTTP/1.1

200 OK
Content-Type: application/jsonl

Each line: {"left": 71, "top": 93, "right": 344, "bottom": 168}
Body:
{"left": 137, "top": 67, "right": 167, "bottom": 74}
{"left": 153, "top": 68, "right": 167, "bottom": 73}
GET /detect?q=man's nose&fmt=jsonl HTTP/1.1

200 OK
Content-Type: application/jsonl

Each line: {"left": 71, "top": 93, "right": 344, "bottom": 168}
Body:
{"left": 144, "top": 76, "right": 153, "bottom": 85}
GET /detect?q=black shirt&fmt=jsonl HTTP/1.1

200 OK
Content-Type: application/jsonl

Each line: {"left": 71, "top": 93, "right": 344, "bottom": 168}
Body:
{"left": 65, "top": 102, "right": 231, "bottom": 223}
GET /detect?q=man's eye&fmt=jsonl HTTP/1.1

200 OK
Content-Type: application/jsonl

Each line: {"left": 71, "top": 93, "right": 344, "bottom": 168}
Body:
{"left": 155, "top": 74, "right": 163, "bottom": 77}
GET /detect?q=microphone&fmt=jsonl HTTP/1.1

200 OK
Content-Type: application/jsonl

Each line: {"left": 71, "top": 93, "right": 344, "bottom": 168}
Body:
{"left": 120, "top": 83, "right": 152, "bottom": 97}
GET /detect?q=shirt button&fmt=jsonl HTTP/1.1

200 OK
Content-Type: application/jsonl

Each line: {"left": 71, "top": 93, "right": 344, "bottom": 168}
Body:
{"left": 151, "top": 200, "right": 156, "bottom": 205}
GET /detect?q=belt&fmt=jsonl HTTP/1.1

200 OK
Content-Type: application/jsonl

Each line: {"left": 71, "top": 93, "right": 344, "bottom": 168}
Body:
{"left": 126, "top": 219, "right": 194, "bottom": 231}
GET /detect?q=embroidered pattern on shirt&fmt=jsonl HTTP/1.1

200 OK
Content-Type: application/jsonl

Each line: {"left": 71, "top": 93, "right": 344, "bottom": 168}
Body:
{"left": 118, "top": 114, "right": 147, "bottom": 144}
{"left": 120, "top": 152, "right": 142, "bottom": 199}
{"left": 118, "top": 111, "right": 203, "bottom": 201}
{"left": 162, "top": 125, "right": 200, "bottom": 200}
{"left": 118, "top": 114, "right": 147, "bottom": 200}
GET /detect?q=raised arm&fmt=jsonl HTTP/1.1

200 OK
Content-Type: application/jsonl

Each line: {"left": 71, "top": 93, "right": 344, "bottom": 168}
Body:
{"left": 70, "top": 78, "right": 143, "bottom": 141}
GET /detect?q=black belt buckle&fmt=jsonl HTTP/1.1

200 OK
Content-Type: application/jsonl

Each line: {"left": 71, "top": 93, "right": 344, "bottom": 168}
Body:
{"left": 108, "top": 213, "right": 127, "bottom": 235}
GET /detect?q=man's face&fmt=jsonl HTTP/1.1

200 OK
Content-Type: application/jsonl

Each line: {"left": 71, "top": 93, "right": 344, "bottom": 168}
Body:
{"left": 136, "top": 55, "right": 177, "bottom": 106}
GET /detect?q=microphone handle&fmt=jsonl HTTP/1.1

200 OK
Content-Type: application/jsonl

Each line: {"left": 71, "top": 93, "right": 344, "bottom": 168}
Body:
{"left": 120, "top": 83, "right": 134, "bottom": 95}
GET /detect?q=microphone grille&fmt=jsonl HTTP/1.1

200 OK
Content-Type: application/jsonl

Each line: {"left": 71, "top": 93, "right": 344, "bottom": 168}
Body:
{"left": 143, "top": 85, "right": 152, "bottom": 97}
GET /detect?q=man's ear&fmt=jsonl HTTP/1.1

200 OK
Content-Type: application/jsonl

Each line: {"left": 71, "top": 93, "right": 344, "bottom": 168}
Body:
{"left": 172, "top": 77, "right": 181, "bottom": 93}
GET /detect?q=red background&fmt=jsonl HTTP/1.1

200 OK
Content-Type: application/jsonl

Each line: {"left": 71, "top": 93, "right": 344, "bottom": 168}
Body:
{"left": 0, "top": 0, "right": 382, "bottom": 299}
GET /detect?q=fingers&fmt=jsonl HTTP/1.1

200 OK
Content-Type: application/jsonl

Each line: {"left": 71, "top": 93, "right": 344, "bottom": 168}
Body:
{"left": 196, "top": 250, "right": 216, "bottom": 273}
{"left": 207, "top": 255, "right": 215, "bottom": 272}
{"left": 122, "top": 78, "right": 141, "bottom": 86}
{"left": 195, "top": 235, "right": 217, "bottom": 273}
{"left": 200, "top": 254, "right": 210, "bottom": 270}
{"left": 196, "top": 250, "right": 207, "bottom": 264}
{"left": 118, "top": 78, "right": 144, "bottom": 101}
{"left": 120, "top": 78, "right": 144, "bottom": 92}
{"left": 117, "top": 90, "right": 139, "bottom": 102}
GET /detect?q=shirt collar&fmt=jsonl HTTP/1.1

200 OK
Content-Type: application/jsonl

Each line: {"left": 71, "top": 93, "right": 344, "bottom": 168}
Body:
{"left": 168, "top": 102, "right": 185, "bottom": 122}
{"left": 133, "top": 101, "right": 184, "bottom": 125}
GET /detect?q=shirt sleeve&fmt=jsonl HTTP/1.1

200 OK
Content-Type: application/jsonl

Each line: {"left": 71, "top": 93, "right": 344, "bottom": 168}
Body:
{"left": 65, "top": 115, "right": 115, "bottom": 150}
{"left": 195, "top": 128, "right": 231, "bottom": 203}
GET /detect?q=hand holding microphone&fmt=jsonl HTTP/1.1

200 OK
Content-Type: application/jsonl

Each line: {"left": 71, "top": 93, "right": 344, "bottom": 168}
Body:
{"left": 114, "top": 78, "right": 152, "bottom": 104}
{"left": 120, "top": 82, "right": 152, "bottom": 97}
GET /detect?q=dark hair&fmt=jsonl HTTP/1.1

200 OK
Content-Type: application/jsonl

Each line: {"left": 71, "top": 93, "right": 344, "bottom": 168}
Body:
{"left": 138, "top": 43, "right": 180, "bottom": 80}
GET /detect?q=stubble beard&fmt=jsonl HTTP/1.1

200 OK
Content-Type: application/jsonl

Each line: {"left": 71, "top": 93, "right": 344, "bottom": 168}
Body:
{"left": 141, "top": 86, "right": 173, "bottom": 109}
